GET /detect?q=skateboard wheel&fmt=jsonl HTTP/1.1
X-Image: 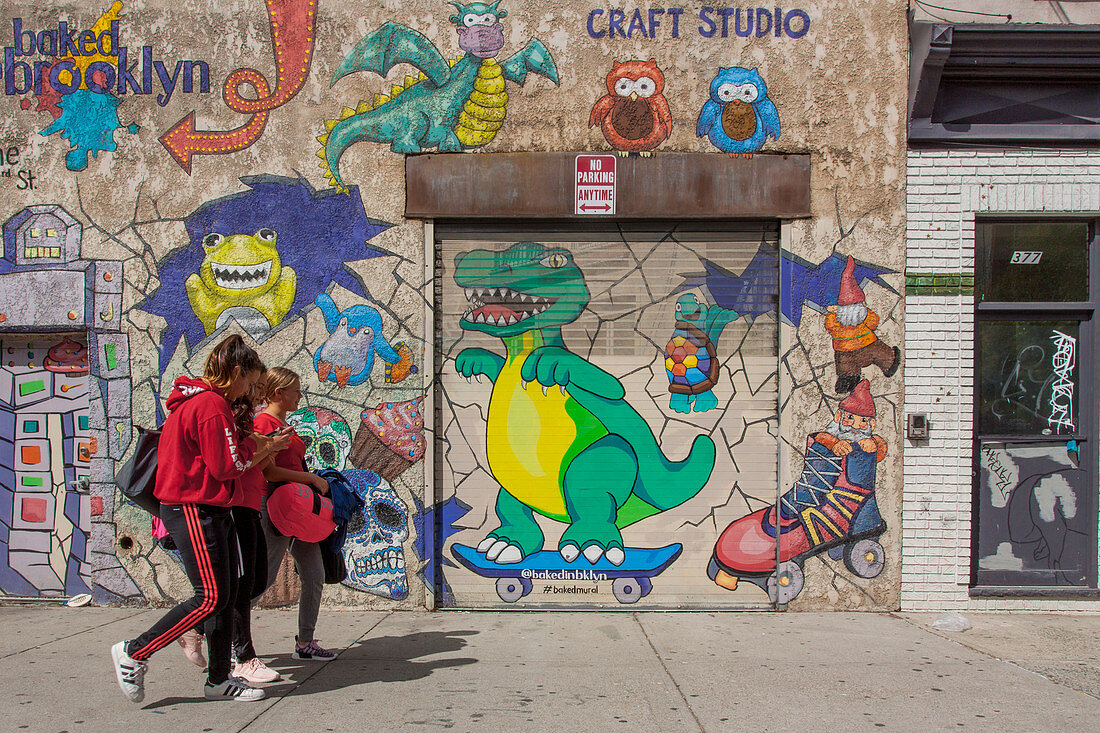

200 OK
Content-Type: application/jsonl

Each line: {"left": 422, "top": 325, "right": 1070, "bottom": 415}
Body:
{"left": 637, "top": 577, "right": 653, "bottom": 598}
{"left": 768, "top": 561, "right": 804, "bottom": 605}
{"left": 496, "top": 577, "right": 532, "bottom": 603}
{"left": 612, "top": 577, "right": 644, "bottom": 604}
{"left": 844, "top": 539, "right": 885, "bottom": 579}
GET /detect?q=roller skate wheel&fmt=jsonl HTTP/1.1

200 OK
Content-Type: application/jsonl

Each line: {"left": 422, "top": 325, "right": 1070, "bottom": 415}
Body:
{"left": 768, "top": 561, "right": 804, "bottom": 605}
{"left": 844, "top": 539, "right": 885, "bottom": 579}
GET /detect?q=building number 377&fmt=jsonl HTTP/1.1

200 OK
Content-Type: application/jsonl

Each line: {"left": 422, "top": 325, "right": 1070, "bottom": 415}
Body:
{"left": 1009, "top": 251, "right": 1043, "bottom": 264}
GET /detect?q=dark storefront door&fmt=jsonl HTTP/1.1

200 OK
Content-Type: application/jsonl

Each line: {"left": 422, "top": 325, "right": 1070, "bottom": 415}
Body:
{"left": 974, "top": 220, "right": 1098, "bottom": 589}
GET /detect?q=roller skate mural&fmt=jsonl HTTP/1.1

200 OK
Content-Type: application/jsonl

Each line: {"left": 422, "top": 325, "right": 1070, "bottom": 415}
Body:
{"left": 709, "top": 380, "right": 887, "bottom": 603}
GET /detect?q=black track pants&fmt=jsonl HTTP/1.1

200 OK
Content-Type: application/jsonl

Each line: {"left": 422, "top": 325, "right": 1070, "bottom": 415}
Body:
{"left": 127, "top": 503, "right": 238, "bottom": 684}
{"left": 231, "top": 507, "right": 267, "bottom": 663}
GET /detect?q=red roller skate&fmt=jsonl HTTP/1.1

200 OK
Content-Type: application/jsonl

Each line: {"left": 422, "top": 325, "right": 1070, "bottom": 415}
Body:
{"left": 709, "top": 437, "right": 887, "bottom": 603}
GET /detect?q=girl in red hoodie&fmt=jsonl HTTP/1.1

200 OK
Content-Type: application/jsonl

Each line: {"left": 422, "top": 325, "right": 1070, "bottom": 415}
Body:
{"left": 227, "top": 380, "right": 282, "bottom": 685}
{"left": 111, "top": 335, "right": 290, "bottom": 703}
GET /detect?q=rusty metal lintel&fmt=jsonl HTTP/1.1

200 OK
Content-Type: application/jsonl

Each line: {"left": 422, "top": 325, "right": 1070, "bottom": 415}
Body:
{"left": 405, "top": 152, "right": 811, "bottom": 220}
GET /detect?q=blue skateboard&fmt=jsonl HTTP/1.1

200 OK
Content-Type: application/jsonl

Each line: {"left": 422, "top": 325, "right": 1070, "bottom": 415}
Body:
{"left": 451, "top": 543, "right": 682, "bottom": 604}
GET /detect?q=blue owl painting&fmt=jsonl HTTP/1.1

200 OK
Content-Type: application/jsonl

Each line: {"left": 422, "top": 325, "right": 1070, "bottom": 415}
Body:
{"left": 697, "top": 67, "right": 780, "bottom": 157}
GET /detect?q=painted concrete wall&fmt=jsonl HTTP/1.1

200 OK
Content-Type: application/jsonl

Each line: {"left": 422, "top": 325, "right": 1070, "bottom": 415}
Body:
{"left": 0, "top": 0, "right": 907, "bottom": 610}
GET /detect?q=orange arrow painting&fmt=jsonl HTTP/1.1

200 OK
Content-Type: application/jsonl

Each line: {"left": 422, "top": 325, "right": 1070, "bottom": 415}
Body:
{"left": 159, "top": 0, "right": 316, "bottom": 173}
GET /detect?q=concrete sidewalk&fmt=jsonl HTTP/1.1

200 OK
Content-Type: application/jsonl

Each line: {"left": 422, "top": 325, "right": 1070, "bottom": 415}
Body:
{"left": 1, "top": 605, "right": 1098, "bottom": 732}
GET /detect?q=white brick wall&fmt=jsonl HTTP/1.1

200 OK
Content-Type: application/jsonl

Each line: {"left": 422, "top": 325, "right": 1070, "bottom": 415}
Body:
{"left": 904, "top": 149, "right": 1100, "bottom": 611}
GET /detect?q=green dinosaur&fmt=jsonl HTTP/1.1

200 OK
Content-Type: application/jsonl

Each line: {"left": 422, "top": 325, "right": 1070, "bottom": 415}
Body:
{"left": 454, "top": 243, "right": 716, "bottom": 566}
{"left": 318, "top": 1, "right": 559, "bottom": 191}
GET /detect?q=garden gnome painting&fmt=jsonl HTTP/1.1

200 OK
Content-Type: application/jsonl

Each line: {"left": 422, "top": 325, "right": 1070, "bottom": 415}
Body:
{"left": 825, "top": 256, "right": 900, "bottom": 393}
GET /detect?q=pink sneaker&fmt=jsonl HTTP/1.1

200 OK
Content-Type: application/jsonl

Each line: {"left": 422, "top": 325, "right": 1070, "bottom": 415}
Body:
{"left": 176, "top": 629, "right": 207, "bottom": 668}
{"left": 232, "top": 656, "right": 281, "bottom": 684}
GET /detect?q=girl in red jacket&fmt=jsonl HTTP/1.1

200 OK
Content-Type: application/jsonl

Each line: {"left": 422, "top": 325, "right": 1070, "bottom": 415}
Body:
{"left": 253, "top": 367, "right": 337, "bottom": 663}
{"left": 111, "top": 335, "right": 290, "bottom": 703}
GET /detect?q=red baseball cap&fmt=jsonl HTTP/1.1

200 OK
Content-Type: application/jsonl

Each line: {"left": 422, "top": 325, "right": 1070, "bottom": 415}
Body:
{"left": 266, "top": 482, "right": 336, "bottom": 542}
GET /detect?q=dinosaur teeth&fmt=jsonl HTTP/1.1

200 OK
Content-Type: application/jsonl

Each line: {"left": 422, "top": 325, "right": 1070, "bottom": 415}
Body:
{"left": 465, "top": 288, "right": 475, "bottom": 300}
{"left": 506, "top": 314, "right": 518, "bottom": 325}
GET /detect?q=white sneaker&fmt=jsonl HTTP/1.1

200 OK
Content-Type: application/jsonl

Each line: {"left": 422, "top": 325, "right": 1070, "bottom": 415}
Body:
{"left": 204, "top": 676, "right": 266, "bottom": 701}
{"left": 233, "top": 657, "right": 281, "bottom": 684}
{"left": 111, "top": 641, "right": 147, "bottom": 703}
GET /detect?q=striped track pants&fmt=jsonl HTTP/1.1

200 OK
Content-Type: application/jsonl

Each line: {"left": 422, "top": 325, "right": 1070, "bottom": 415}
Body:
{"left": 127, "top": 503, "right": 239, "bottom": 684}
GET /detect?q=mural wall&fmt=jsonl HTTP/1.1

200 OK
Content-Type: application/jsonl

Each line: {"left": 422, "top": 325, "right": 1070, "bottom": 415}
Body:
{"left": 0, "top": 0, "right": 907, "bottom": 611}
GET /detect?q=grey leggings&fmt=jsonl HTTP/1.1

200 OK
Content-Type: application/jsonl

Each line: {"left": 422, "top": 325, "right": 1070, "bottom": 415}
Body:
{"left": 256, "top": 492, "right": 324, "bottom": 643}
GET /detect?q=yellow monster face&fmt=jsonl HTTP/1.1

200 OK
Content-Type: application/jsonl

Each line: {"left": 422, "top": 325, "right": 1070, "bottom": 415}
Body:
{"left": 198, "top": 229, "right": 281, "bottom": 297}
{"left": 186, "top": 227, "right": 297, "bottom": 337}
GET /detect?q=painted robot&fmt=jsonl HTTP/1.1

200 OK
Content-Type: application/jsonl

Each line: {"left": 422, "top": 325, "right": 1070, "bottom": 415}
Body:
{"left": 319, "top": 0, "right": 559, "bottom": 190}
{"left": 665, "top": 293, "right": 738, "bottom": 413}
{"left": 454, "top": 243, "right": 716, "bottom": 566}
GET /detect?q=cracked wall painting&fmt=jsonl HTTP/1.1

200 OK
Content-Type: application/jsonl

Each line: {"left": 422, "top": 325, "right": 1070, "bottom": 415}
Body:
{"left": 318, "top": 0, "right": 559, "bottom": 189}
{"left": 0, "top": 204, "right": 141, "bottom": 602}
{"left": 437, "top": 229, "right": 782, "bottom": 607}
{"left": 118, "top": 175, "right": 424, "bottom": 601}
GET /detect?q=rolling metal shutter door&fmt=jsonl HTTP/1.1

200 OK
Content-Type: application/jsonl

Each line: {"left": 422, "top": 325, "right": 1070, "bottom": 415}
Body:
{"left": 434, "top": 223, "right": 778, "bottom": 609}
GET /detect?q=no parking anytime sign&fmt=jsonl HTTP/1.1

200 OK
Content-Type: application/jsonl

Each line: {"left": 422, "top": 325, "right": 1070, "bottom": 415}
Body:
{"left": 575, "top": 154, "right": 616, "bottom": 215}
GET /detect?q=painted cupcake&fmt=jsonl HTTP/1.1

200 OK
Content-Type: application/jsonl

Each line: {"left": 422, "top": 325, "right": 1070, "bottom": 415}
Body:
{"left": 350, "top": 397, "right": 425, "bottom": 481}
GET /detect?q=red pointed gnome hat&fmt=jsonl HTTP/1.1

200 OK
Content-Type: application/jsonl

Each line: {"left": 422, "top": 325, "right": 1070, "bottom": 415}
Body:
{"left": 837, "top": 255, "right": 866, "bottom": 305}
{"left": 840, "top": 379, "right": 876, "bottom": 417}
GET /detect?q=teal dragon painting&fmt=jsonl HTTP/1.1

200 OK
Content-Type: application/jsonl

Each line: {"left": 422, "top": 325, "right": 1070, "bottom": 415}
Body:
{"left": 318, "top": 1, "right": 559, "bottom": 191}
{"left": 453, "top": 243, "right": 716, "bottom": 566}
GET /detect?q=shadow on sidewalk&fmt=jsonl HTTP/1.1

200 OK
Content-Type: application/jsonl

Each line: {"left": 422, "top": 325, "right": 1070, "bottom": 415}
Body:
{"left": 143, "top": 629, "right": 480, "bottom": 708}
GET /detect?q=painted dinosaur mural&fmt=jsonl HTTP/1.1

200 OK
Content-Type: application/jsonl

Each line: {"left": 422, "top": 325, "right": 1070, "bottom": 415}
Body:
{"left": 450, "top": 243, "right": 716, "bottom": 570}
{"left": 319, "top": 0, "right": 559, "bottom": 190}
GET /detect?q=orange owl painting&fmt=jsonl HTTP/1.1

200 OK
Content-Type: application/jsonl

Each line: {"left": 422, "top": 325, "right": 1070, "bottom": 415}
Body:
{"left": 588, "top": 59, "right": 672, "bottom": 156}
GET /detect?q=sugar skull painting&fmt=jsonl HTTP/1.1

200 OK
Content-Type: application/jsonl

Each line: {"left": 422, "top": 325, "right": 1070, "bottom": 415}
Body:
{"left": 341, "top": 469, "right": 410, "bottom": 599}
{"left": 287, "top": 406, "right": 354, "bottom": 471}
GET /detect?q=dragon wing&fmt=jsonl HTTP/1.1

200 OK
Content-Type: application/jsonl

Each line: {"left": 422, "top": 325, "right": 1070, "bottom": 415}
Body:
{"left": 500, "top": 39, "right": 560, "bottom": 85}
{"left": 331, "top": 21, "right": 453, "bottom": 88}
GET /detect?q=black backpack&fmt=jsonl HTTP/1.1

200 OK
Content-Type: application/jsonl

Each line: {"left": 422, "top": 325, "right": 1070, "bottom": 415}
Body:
{"left": 114, "top": 427, "right": 162, "bottom": 515}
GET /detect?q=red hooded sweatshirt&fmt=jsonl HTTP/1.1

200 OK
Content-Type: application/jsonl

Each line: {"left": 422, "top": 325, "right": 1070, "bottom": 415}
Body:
{"left": 154, "top": 376, "right": 256, "bottom": 507}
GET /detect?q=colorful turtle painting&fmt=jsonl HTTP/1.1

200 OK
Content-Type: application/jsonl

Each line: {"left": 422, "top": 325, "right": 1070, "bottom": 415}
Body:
{"left": 664, "top": 293, "right": 738, "bottom": 413}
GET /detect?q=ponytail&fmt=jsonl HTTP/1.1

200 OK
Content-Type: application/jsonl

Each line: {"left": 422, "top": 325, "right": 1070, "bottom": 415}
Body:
{"left": 204, "top": 334, "right": 264, "bottom": 391}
